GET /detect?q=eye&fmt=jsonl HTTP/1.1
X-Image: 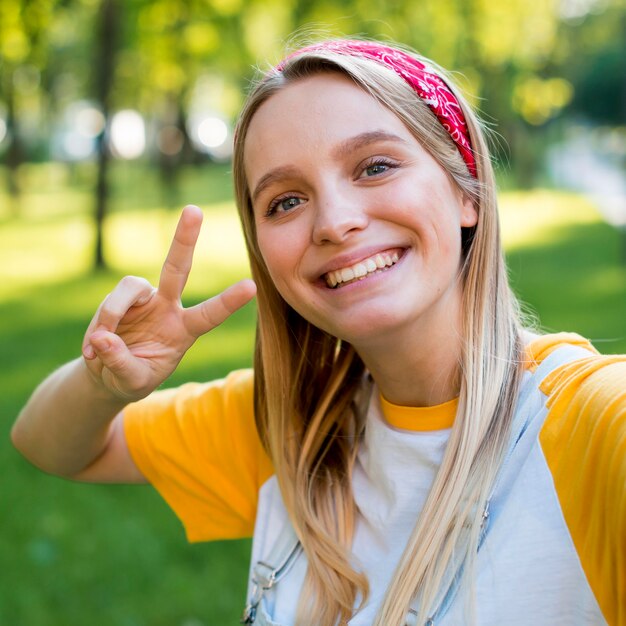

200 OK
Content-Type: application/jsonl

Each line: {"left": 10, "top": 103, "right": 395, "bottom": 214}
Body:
{"left": 359, "top": 158, "right": 398, "bottom": 179}
{"left": 267, "top": 195, "right": 304, "bottom": 216}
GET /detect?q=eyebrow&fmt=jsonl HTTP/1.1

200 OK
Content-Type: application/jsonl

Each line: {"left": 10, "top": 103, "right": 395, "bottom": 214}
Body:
{"left": 250, "top": 130, "right": 408, "bottom": 204}
{"left": 333, "top": 130, "right": 409, "bottom": 160}
{"left": 251, "top": 165, "right": 301, "bottom": 204}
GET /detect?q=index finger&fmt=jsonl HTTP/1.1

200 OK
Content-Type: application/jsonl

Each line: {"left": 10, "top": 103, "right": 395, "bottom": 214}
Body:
{"left": 158, "top": 205, "right": 203, "bottom": 301}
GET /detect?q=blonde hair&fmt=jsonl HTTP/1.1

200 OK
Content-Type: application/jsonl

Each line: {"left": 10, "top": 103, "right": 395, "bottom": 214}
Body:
{"left": 233, "top": 41, "right": 524, "bottom": 626}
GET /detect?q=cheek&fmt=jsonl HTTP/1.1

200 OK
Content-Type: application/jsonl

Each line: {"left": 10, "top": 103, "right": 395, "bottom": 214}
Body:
{"left": 256, "top": 227, "right": 301, "bottom": 288}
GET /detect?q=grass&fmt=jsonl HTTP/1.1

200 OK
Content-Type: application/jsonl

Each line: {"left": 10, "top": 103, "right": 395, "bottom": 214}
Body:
{"left": 501, "top": 189, "right": 626, "bottom": 349}
{"left": 1, "top": 162, "right": 624, "bottom": 625}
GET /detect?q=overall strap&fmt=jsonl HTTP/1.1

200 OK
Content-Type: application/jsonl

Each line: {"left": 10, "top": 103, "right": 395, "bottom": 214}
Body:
{"left": 486, "top": 342, "right": 595, "bottom": 530}
{"left": 406, "top": 342, "right": 595, "bottom": 626}
{"left": 241, "top": 523, "right": 302, "bottom": 624}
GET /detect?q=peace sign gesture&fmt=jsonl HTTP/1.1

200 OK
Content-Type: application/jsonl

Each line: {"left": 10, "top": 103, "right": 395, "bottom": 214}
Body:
{"left": 82, "top": 205, "right": 256, "bottom": 402}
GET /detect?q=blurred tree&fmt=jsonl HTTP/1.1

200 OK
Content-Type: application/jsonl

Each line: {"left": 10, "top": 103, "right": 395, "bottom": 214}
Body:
{"left": 0, "top": 0, "right": 56, "bottom": 213}
{"left": 560, "top": 1, "right": 626, "bottom": 125}
{"left": 93, "top": 0, "right": 120, "bottom": 270}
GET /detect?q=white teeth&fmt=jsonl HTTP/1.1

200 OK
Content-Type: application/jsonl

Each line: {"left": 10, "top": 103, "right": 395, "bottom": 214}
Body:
{"left": 353, "top": 263, "right": 368, "bottom": 278}
{"left": 341, "top": 267, "right": 355, "bottom": 282}
{"left": 365, "top": 258, "right": 377, "bottom": 272}
{"left": 325, "top": 250, "right": 401, "bottom": 288}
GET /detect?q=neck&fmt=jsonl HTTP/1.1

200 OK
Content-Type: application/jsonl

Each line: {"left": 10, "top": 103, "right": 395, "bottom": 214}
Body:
{"left": 354, "top": 291, "right": 465, "bottom": 408}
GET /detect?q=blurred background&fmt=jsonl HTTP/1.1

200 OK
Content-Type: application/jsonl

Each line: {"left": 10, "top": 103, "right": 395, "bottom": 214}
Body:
{"left": 1, "top": 0, "right": 624, "bottom": 624}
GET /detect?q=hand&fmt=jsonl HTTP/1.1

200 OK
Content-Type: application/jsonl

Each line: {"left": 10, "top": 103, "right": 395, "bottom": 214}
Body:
{"left": 81, "top": 205, "right": 256, "bottom": 401}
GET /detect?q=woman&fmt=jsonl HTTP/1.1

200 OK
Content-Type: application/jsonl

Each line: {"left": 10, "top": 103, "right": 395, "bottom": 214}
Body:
{"left": 12, "top": 39, "right": 625, "bottom": 625}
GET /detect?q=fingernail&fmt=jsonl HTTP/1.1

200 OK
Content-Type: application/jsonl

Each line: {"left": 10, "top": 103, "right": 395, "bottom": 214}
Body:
{"left": 83, "top": 345, "right": 95, "bottom": 359}
{"left": 99, "top": 339, "right": 112, "bottom": 353}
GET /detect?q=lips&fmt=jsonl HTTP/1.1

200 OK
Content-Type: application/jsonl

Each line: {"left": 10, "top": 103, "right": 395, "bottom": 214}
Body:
{"left": 324, "top": 250, "right": 401, "bottom": 288}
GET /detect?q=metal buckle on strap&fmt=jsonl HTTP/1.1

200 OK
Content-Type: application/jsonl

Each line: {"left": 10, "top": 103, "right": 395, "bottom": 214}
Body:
{"left": 240, "top": 541, "right": 302, "bottom": 624}
{"left": 240, "top": 601, "right": 257, "bottom": 625}
{"left": 405, "top": 608, "right": 435, "bottom": 626}
{"left": 240, "top": 562, "right": 278, "bottom": 624}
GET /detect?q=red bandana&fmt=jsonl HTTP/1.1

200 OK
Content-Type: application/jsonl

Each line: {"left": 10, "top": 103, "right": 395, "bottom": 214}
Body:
{"left": 276, "top": 40, "right": 477, "bottom": 178}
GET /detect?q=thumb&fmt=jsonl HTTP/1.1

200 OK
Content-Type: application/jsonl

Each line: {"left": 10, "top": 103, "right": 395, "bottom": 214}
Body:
{"left": 89, "top": 330, "right": 138, "bottom": 384}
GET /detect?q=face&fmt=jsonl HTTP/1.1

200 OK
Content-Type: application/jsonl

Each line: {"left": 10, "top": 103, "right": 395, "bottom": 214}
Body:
{"left": 244, "top": 72, "right": 477, "bottom": 350}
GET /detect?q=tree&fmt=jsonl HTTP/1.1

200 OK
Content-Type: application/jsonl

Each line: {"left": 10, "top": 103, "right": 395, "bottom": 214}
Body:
{"left": 0, "top": 0, "right": 56, "bottom": 213}
{"left": 93, "top": 0, "right": 120, "bottom": 270}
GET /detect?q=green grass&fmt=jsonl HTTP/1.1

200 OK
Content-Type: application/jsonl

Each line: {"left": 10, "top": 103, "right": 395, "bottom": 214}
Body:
{"left": 1, "top": 163, "right": 624, "bottom": 625}
{"left": 501, "top": 190, "right": 626, "bottom": 350}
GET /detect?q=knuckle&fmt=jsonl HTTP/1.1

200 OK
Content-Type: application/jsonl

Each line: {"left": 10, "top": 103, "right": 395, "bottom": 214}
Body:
{"left": 119, "top": 275, "right": 145, "bottom": 290}
{"left": 204, "top": 299, "right": 227, "bottom": 327}
{"left": 201, "top": 307, "right": 218, "bottom": 328}
{"left": 98, "top": 297, "right": 116, "bottom": 321}
{"left": 118, "top": 275, "right": 134, "bottom": 289}
{"left": 163, "top": 258, "right": 186, "bottom": 276}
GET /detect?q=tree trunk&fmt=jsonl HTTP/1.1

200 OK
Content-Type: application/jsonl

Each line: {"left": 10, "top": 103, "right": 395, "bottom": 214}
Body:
{"left": 5, "top": 75, "right": 23, "bottom": 216}
{"left": 93, "top": 0, "right": 118, "bottom": 270}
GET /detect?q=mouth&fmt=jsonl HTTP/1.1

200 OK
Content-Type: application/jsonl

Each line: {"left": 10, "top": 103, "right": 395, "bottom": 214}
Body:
{"left": 324, "top": 249, "right": 404, "bottom": 289}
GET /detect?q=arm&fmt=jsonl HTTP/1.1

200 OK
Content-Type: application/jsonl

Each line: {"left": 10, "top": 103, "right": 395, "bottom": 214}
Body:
{"left": 11, "top": 358, "right": 137, "bottom": 481}
{"left": 539, "top": 354, "right": 626, "bottom": 625}
{"left": 11, "top": 205, "right": 256, "bottom": 482}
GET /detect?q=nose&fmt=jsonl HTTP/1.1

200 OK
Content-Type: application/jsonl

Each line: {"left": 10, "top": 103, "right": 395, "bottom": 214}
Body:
{"left": 311, "top": 189, "right": 369, "bottom": 245}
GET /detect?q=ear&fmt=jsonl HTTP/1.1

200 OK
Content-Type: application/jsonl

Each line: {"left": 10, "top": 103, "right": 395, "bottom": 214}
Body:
{"left": 460, "top": 195, "right": 478, "bottom": 228}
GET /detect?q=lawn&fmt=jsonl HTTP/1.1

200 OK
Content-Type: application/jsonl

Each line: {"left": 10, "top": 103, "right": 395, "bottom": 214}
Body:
{"left": 1, "top": 162, "right": 624, "bottom": 626}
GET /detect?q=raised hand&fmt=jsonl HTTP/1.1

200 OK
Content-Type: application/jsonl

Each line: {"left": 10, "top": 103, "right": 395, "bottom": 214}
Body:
{"left": 82, "top": 205, "right": 256, "bottom": 401}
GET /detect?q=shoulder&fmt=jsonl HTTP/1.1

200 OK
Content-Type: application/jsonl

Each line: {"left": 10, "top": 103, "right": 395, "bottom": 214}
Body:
{"left": 523, "top": 331, "right": 624, "bottom": 416}
{"left": 528, "top": 333, "right": 626, "bottom": 625}
{"left": 532, "top": 332, "right": 626, "bottom": 441}
{"left": 124, "top": 368, "right": 255, "bottom": 424}
{"left": 123, "top": 369, "right": 274, "bottom": 542}
{"left": 528, "top": 332, "right": 625, "bottom": 475}
{"left": 123, "top": 369, "right": 260, "bottom": 465}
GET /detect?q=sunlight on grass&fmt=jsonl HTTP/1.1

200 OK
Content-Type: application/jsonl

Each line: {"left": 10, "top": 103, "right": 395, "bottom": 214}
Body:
{"left": 500, "top": 189, "right": 602, "bottom": 249}
{"left": 0, "top": 200, "right": 248, "bottom": 301}
{"left": 0, "top": 215, "right": 94, "bottom": 298}
{"left": 104, "top": 202, "right": 250, "bottom": 295}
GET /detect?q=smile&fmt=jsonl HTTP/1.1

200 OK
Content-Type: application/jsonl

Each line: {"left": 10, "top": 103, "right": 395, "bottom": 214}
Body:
{"left": 325, "top": 250, "right": 401, "bottom": 288}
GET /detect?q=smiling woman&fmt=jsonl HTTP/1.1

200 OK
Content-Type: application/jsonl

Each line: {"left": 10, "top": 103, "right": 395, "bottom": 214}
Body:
{"left": 244, "top": 73, "right": 477, "bottom": 359}
{"left": 11, "top": 38, "right": 626, "bottom": 626}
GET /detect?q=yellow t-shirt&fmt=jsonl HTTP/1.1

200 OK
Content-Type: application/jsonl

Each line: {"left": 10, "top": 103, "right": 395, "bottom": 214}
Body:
{"left": 123, "top": 332, "right": 626, "bottom": 624}
{"left": 124, "top": 369, "right": 273, "bottom": 541}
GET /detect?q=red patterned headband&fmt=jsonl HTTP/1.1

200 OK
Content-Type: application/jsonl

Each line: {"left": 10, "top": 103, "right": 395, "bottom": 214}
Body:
{"left": 276, "top": 40, "right": 477, "bottom": 178}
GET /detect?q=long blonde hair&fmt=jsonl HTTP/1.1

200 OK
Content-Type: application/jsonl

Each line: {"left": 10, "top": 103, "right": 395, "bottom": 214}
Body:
{"left": 233, "top": 41, "right": 524, "bottom": 626}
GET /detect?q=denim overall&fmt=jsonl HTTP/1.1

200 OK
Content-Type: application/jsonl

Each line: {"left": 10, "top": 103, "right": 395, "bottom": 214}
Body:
{"left": 241, "top": 344, "right": 597, "bottom": 626}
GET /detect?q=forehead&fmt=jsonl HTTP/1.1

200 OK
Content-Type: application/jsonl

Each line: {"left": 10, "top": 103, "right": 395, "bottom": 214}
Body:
{"left": 243, "top": 72, "right": 413, "bottom": 182}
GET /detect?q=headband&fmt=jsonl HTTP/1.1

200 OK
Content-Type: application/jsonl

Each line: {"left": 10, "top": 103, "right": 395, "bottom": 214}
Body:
{"left": 276, "top": 40, "right": 477, "bottom": 178}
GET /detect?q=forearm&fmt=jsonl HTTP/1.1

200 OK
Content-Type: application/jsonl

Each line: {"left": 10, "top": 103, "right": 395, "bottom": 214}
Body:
{"left": 11, "top": 357, "right": 128, "bottom": 477}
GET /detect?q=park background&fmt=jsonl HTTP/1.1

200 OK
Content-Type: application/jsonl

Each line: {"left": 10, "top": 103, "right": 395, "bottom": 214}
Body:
{"left": 1, "top": 0, "right": 624, "bottom": 624}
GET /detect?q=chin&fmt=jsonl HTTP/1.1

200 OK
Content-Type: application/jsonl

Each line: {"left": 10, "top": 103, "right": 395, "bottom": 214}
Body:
{"left": 318, "top": 310, "right": 414, "bottom": 346}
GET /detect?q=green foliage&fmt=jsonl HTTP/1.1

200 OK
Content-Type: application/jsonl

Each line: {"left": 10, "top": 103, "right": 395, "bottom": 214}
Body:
{"left": 0, "top": 0, "right": 623, "bottom": 199}
{"left": 1, "top": 0, "right": 624, "bottom": 135}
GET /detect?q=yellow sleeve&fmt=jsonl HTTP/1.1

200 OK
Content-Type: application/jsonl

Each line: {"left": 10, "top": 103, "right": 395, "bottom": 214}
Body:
{"left": 525, "top": 331, "right": 598, "bottom": 371}
{"left": 539, "top": 355, "right": 626, "bottom": 625}
{"left": 123, "top": 369, "right": 274, "bottom": 543}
